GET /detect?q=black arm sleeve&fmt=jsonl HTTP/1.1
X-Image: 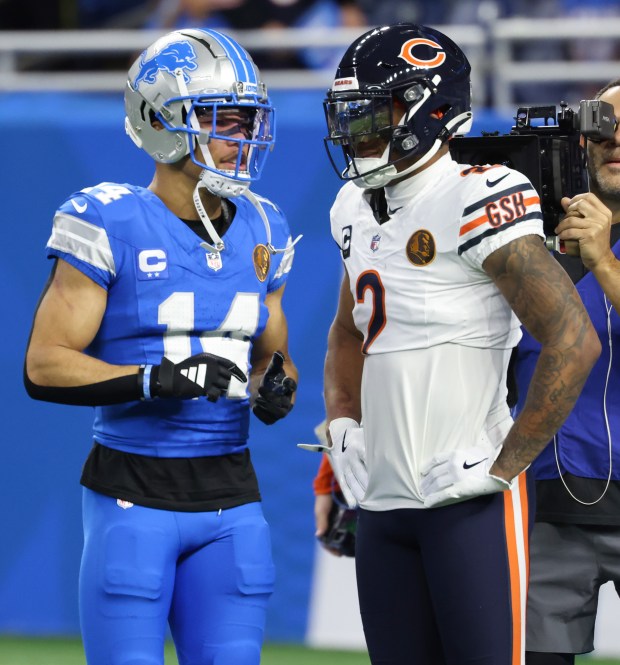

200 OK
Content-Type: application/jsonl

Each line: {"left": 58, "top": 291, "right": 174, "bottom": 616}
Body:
{"left": 23, "top": 367, "right": 145, "bottom": 406}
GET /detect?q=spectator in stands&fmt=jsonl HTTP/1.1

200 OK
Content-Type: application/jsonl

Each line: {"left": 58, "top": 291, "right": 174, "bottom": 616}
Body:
{"left": 80, "top": 0, "right": 147, "bottom": 27}
{"left": 0, "top": 0, "right": 64, "bottom": 28}
{"left": 145, "top": 0, "right": 367, "bottom": 69}
{"left": 560, "top": 0, "right": 620, "bottom": 100}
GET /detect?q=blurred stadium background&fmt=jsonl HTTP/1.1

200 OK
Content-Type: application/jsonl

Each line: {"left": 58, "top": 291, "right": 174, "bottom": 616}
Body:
{"left": 1, "top": 0, "right": 620, "bottom": 662}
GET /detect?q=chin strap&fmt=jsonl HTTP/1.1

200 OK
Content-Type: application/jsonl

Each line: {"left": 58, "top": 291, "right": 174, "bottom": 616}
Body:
{"left": 194, "top": 177, "right": 303, "bottom": 255}
{"left": 244, "top": 188, "right": 303, "bottom": 255}
{"left": 193, "top": 180, "right": 226, "bottom": 254}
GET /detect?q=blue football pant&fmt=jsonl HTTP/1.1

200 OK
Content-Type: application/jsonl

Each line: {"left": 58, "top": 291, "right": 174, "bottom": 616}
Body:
{"left": 79, "top": 488, "right": 275, "bottom": 665}
{"left": 355, "top": 474, "right": 532, "bottom": 665}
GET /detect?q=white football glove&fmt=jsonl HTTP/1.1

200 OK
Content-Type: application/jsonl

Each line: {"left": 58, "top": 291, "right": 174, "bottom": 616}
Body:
{"left": 420, "top": 444, "right": 512, "bottom": 509}
{"left": 298, "top": 417, "right": 368, "bottom": 508}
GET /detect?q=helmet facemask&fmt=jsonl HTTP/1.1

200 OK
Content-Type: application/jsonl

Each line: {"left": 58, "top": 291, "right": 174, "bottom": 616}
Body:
{"left": 162, "top": 74, "right": 275, "bottom": 197}
{"left": 325, "top": 75, "right": 472, "bottom": 189}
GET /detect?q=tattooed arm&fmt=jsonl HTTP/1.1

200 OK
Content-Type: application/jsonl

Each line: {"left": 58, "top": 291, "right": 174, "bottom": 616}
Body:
{"left": 484, "top": 234, "right": 601, "bottom": 481}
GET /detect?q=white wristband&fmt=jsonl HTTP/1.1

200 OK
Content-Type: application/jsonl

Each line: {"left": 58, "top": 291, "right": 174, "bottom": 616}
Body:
{"left": 142, "top": 364, "right": 153, "bottom": 400}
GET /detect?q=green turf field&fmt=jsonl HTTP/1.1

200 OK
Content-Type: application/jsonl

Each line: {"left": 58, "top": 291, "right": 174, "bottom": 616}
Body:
{"left": 0, "top": 638, "right": 618, "bottom": 665}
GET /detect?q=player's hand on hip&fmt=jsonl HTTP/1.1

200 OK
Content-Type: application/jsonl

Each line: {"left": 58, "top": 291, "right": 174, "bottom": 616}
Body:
{"left": 298, "top": 417, "right": 368, "bottom": 508}
{"left": 149, "top": 352, "right": 246, "bottom": 402}
{"left": 252, "top": 351, "right": 297, "bottom": 424}
{"left": 420, "top": 442, "right": 511, "bottom": 509}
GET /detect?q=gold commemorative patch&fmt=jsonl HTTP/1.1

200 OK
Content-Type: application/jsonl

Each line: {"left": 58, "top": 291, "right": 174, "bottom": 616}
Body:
{"left": 253, "top": 244, "right": 271, "bottom": 282}
{"left": 406, "top": 229, "right": 436, "bottom": 266}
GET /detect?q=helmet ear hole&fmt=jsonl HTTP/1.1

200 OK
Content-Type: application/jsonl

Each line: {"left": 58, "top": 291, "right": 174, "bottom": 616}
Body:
{"left": 148, "top": 109, "right": 164, "bottom": 130}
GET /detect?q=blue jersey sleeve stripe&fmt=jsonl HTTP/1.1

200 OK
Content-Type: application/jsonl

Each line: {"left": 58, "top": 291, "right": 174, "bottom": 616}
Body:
{"left": 48, "top": 212, "right": 116, "bottom": 275}
{"left": 199, "top": 29, "right": 256, "bottom": 85}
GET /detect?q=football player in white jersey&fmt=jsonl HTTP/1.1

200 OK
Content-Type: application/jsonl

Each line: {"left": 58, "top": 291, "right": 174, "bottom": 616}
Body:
{"left": 24, "top": 29, "right": 298, "bottom": 665}
{"left": 307, "top": 23, "right": 600, "bottom": 665}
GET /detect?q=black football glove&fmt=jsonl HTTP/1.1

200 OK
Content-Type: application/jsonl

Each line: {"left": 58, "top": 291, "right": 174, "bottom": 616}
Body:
{"left": 149, "top": 352, "right": 247, "bottom": 402}
{"left": 252, "top": 351, "right": 297, "bottom": 424}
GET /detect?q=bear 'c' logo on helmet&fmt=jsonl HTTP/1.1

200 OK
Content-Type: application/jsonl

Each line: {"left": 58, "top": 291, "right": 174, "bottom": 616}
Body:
{"left": 398, "top": 39, "right": 446, "bottom": 69}
{"left": 133, "top": 41, "right": 198, "bottom": 89}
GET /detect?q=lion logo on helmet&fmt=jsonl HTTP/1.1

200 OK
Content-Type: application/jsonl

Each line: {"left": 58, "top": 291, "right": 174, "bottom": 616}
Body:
{"left": 132, "top": 41, "right": 198, "bottom": 89}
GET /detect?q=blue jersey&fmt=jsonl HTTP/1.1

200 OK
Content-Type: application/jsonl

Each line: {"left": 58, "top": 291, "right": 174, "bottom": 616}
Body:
{"left": 46, "top": 182, "right": 294, "bottom": 457}
{"left": 514, "top": 238, "right": 620, "bottom": 480}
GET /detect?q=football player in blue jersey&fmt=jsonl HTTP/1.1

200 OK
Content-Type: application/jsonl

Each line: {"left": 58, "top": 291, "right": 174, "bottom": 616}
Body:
{"left": 516, "top": 80, "right": 620, "bottom": 665}
{"left": 24, "top": 28, "right": 298, "bottom": 665}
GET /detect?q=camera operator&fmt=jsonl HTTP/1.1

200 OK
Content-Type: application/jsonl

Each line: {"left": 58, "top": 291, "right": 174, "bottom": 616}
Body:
{"left": 514, "top": 79, "right": 620, "bottom": 665}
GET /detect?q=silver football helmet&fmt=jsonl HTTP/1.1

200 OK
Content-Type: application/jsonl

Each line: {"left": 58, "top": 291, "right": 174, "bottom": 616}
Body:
{"left": 125, "top": 28, "right": 275, "bottom": 197}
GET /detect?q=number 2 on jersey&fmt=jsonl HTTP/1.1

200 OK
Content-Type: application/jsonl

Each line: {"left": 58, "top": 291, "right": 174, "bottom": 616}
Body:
{"left": 356, "top": 270, "right": 386, "bottom": 353}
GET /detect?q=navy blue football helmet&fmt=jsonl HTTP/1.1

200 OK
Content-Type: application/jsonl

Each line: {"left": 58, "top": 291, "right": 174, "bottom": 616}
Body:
{"left": 324, "top": 24, "right": 473, "bottom": 188}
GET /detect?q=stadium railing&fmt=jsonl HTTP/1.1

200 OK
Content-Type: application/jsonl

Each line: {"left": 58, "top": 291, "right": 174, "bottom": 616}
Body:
{"left": 1, "top": 18, "right": 619, "bottom": 108}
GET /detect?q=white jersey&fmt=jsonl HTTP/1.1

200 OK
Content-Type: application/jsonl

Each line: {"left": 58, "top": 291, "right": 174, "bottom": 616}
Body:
{"left": 330, "top": 154, "right": 544, "bottom": 510}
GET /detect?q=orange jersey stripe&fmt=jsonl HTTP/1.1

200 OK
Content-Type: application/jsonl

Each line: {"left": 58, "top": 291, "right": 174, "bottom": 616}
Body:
{"left": 503, "top": 479, "right": 528, "bottom": 665}
{"left": 459, "top": 196, "right": 540, "bottom": 237}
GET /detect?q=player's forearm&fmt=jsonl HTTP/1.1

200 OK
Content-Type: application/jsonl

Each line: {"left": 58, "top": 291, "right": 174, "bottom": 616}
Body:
{"left": 24, "top": 345, "right": 142, "bottom": 406}
{"left": 26, "top": 344, "right": 139, "bottom": 387}
{"left": 324, "top": 323, "right": 363, "bottom": 423}
{"left": 491, "top": 335, "right": 600, "bottom": 480}
{"left": 591, "top": 253, "right": 620, "bottom": 315}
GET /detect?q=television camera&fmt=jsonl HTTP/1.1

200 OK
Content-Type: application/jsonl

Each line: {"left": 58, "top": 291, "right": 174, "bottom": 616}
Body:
{"left": 450, "top": 99, "right": 616, "bottom": 252}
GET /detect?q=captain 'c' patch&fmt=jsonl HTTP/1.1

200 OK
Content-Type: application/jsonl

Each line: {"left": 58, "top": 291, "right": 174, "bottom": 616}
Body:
{"left": 253, "top": 244, "right": 271, "bottom": 282}
{"left": 406, "top": 229, "right": 436, "bottom": 266}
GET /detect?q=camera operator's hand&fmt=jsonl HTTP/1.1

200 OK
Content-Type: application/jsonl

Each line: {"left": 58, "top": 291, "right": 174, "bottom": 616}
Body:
{"left": 146, "top": 352, "right": 246, "bottom": 402}
{"left": 252, "top": 351, "right": 297, "bottom": 424}
{"left": 557, "top": 193, "right": 614, "bottom": 269}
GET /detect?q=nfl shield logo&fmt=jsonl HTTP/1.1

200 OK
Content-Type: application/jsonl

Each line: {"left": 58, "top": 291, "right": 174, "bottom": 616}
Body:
{"left": 370, "top": 234, "right": 381, "bottom": 252}
{"left": 206, "top": 251, "right": 223, "bottom": 271}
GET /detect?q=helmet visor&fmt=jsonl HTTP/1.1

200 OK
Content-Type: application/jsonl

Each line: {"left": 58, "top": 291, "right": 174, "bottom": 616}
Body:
{"left": 194, "top": 104, "right": 273, "bottom": 145}
{"left": 325, "top": 96, "right": 393, "bottom": 146}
